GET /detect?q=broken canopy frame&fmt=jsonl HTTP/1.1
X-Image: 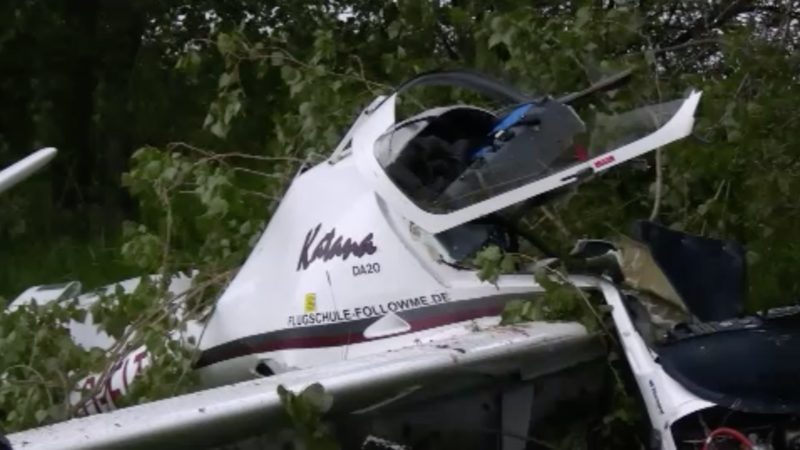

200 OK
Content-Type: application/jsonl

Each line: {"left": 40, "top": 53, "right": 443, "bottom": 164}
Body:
{"left": 351, "top": 72, "right": 702, "bottom": 234}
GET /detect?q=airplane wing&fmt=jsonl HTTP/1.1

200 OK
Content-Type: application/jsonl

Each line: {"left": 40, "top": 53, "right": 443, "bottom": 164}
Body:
{"left": 7, "top": 320, "right": 603, "bottom": 450}
{"left": 0, "top": 147, "right": 57, "bottom": 195}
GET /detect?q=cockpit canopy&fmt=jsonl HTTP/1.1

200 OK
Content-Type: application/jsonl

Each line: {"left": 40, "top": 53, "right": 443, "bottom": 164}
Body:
{"left": 376, "top": 100, "right": 582, "bottom": 214}
{"left": 374, "top": 94, "right": 687, "bottom": 216}
{"left": 350, "top": 69, "right": 702, "bottom": 260}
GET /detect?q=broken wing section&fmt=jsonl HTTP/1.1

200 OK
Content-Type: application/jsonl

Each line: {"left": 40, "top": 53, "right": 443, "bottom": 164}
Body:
{"left": 8, "top": 320, "right": 601, "bottom": 450}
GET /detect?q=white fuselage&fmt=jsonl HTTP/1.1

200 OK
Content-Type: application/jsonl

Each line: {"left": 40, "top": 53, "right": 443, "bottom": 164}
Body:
{"left": 195, "top": 153, "right": 553, "bottom": 386}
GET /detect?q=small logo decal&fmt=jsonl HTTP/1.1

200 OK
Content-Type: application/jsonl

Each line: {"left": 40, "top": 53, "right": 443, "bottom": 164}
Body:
{"left": 297, "top": 223, "right": 378, "bottom": 271}
{"left": 304, "top": 293, "right": 317, "bottom": 313}
{"left": 593, "top": 154, "right": 615, "bottom": 168}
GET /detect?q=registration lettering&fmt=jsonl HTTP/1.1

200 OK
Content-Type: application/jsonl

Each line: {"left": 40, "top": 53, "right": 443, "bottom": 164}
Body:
{"left": 73, "top": 347, "right": 151, "bottom": 417}
{"left": 288, "top": 292, "right": 450, "bottom": 327}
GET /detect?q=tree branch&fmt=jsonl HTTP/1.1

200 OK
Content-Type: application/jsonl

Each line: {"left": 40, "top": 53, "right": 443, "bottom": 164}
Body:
{"left": 667, "top": 0, "right": 757, "bottom": 47}
{"left": 652, "top": 38, "right": 721, "bottom": 55}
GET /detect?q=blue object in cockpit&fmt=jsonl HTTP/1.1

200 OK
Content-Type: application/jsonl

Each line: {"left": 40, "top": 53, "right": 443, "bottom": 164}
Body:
{"left": 469, "top": 102, "right": 535, "bottom": 160}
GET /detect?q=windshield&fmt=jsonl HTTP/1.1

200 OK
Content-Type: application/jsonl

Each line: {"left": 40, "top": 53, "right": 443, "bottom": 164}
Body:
{"left": 374, "top": 96, "right": 687, "bottom": 215}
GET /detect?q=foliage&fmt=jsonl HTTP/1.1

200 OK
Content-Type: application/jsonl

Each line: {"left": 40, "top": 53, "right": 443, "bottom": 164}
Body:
{"left": 473, "top": 245, "right": 519, "bottom": 285}
{"left": 0, "top": 297, "right": 94, "bottom": 430}
{"left": 473, "top": 245, "right": 599, "bottom": 329}
{"left": 277, "top": 383, "right": 339, "bottom": 450}
{"left": 0, "top": 273, "right": 206, "bottom": 432}
{"left": 499, "top": 268, "right": 593, "bottom": 329}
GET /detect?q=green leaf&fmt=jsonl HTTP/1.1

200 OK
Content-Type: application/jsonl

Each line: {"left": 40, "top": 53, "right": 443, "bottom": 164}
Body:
{"left": 216, "top": 32, "right": 236, "bottom": 56}
{"left": 206, "top": 197, "right": 229, "bottom": 217}
{"left": 489, "top": 16, "right": 505, "bottom": 32}
{"left": 500, "top": 254, "right": 517, "bottom": 273}
{"left": 500, "top": 299, "right": 526, "bottom": 325}
{"left": 280, "top": 65, "right": 300, "bottom": 83}
{"left": 270, "top": 50, "right": 285, "bottom": 66}
{"left": 218, "top": 72, "right": 233, "bottom": 89}
{"left": 209, "top": 121, "right": 227, "bottom": 139}
{"left": 175, "top": 50, "right": 201, "bottom": 74}
{"left": 488, "top": 32, "right": 503, "bottom": 49}
{"left": 574, "top": 6, "right": 591, "bottom": 30}
{"left": 387, "top": 21, "right": 402, "bottom": 39}
{"left": 474, "top": 246, "right": 502, "bottom": 283}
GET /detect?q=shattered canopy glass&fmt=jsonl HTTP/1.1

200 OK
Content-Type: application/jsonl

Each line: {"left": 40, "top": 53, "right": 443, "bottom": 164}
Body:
{"left": 374, "top": 95, "right": 687, "bottom": 214}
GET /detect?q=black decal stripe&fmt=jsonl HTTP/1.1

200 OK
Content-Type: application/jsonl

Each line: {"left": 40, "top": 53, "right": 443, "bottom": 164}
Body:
{"left": 194, "top": 293, "right": 534, "bottom": 369}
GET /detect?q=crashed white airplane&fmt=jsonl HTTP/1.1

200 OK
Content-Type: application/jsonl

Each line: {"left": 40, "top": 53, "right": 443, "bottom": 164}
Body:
{"left": 3, "top": 70, "right": 799, "bottom": 450}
